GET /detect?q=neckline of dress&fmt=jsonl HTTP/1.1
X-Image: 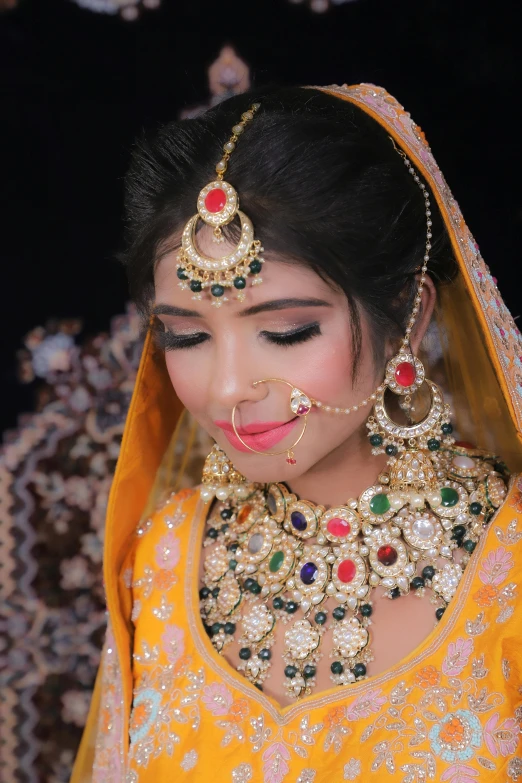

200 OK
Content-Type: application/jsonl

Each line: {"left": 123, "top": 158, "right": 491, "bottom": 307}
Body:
{"left": 184, "top": 479, "right": 514, "bottom": 724}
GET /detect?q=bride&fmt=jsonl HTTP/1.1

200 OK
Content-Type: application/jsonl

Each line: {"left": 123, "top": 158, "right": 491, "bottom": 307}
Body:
{"left": 72, "top": 85, "right": 522, "bottom": 782}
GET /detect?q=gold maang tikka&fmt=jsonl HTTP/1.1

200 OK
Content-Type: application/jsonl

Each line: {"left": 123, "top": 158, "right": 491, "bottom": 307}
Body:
{"left": 176, "top": 103, "right": 264, "bottom": 306}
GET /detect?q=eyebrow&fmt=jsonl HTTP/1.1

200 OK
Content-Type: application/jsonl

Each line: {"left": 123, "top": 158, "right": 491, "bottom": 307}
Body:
{"left": 151, "top": 297, "right": 332, "bottom": 319}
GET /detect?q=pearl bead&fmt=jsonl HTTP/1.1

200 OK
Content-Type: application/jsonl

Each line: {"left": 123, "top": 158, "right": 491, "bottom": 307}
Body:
{"left": 216, "top": 487, "right": 230, "bottom": 501}
{"left": 200, "top": 488, "right": 214, "bottom": 501}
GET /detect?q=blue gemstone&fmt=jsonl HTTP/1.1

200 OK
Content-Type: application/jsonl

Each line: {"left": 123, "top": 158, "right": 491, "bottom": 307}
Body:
{"left": 291, "top": 511, "right": 307, "bottom": 531}
{"left": 300, "top": 561, "right": 318, "bottom": 585}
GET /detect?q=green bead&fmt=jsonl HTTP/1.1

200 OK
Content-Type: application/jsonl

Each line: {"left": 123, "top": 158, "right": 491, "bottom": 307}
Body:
{"left": 221, "top": 508, "right": 233, "bottom": 520}
{"left": 435, "top": 607, "right": 445, "bottom": 621}
{"left": 269, "top": 550, "right": 285, "bottom": 573}
{"left": 331, "top": 661, "right": 344, "bottom": 675}
{"left": 249, "top": 581, "right": 261, "bottom": 595}
{"left": 314, "top": 611, "right": 327, "bottom": 625}
{"left": 228, "top": 542, "right": 239, "bottom": 553}
{"left": 285, "top": 601, "right": 298, "bottom": 614}
{"left": 220, "top": 524, "right": 229, "bottom": 533}
{"left": 210, "top": 623, "right": 222, "bottom": 636}
{"left": 469, "top": 502, "right": 483, "bottom": 516}
{"left": 390, "top": 587, "right": 401, "bottom": 600}
{"left": 452, "top": 525, "right": 466, "bottom": 540}
{"left": 208, "top": 528, "right": 218, "bottom": 539}
{"left": 385, "top": 444, "right": 398, "bottom": 456}
{"left": 427, "top": 438, "right": 441, "bottom": 451}
{"left": 259, "top": 648, "right": 271, "bottom": 661}
{"left": 249, "top": 259, "right": 262, "bottom": 274}
{"left": 369, "top": 434, "right": 383, "bottom": 447}
{"left": 441, "top": 423, "right": 453, "bottom": 434}
{"left": 284, "top": 665, "right": 297, "bottom": 678}
{"left": 332, "top": 606, "right": 345, "bottom": 621}
{"left": 239, "top": 647, "right": 252, "bottom": 660}
{"left": 272, "top": 597, "right": 285, "bottom": 610}
{"left": 463, "top": 539, "right": 476, "bottom": 553}
{"left": 440, "top": 487, "right": 459, "bottom": 507}
{"left": 369, "top": 493, "right": 390, "bottom": 515}
{"left": 199, "top": 587, "right": 210, "bottom": 599}
{"left": 243, "top": 578, "right": 255, "bottom": 590}
{"left": 224, "top": 622, "right": 236, "bottom": 635}
{"left": 422, "top": 565, "right": 435, "bottom": 580}
{"left": 190, "top": 280, "right": 202, "bottom": 292}
{"left": 211, "top": 284, "right": 225, "bottom": 297}
{"left": 228, "top": 559, "right": 238, "bottom": 570}
{"left": 411, "top": 576, "right": 425, "bottom": 590}
{"left": 360, "top": 603, "right": 373, "bottom": 617}
{"left": 352, "top": 663, "right": 367, "bottom": 678}
{"left": 303, "top": 665, "right": 316, "bottom": 679}
{"left": 177, "top": 267, "right": 189, "bottom": 280}
{"left": 233, "top": 276, "right": 246, "bottom": 289}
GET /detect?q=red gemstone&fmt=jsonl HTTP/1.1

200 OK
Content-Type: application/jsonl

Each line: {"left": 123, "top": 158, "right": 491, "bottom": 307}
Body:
{"left": 327, "top": 517, "right": 351, "bottom": 538}
{"left": 337, "top": 559, "right": 356, "bottom": 583}
{"left": 395, "top": 361, "right": 416, "bottom": 387}
{"left": 297, "top": 404, "right": 310, "bottom": 416}
{"left": 204, "top": 188, "right": 227, "bottom": 213}
{"left": 286, "top": 457, "right": 297, "bottom": 465}
{"left": 377, "top": 545, "right": 398, "bottom": 566}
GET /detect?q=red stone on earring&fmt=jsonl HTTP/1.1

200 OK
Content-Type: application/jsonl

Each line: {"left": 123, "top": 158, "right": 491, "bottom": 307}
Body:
{"left": 296, "top": 404, "right": 310, "bottom": 416}
{"left": 286, "top": 458, "right": 297, "bottom": 465}
{"left": 395, "top": 362, "right": 416, "bottom": 387}
{"left": 204, "top": 188, "right": 227, "bottom": 213}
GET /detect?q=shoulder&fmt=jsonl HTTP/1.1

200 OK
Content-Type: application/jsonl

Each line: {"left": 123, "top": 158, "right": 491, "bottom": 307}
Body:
{"left": 136, "top": 486, "right": 202, "bottom": 538}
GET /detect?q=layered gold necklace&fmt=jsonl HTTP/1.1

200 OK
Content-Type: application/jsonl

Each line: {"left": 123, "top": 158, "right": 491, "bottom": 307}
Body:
{"left": 200, "top": 446, "right": 507, "bottom": 700}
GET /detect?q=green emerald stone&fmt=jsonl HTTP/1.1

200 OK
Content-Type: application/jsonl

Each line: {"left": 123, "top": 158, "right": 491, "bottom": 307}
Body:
{"left": 369, "top": 493, "right": 390, "bottom": 515}
{"left": 269, "top": 550, "right": 285, "bottom": 573}
{"left": 440, "top": 487, "right": 459, "bottom": 507}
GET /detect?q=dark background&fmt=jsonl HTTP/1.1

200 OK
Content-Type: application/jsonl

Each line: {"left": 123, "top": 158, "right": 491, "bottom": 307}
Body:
{"left": 1, "top": 0, "right": 521, "bottom": 433}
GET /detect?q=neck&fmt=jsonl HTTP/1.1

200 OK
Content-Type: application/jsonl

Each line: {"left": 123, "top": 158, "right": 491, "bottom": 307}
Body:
{"left": 285, "top": 425, "right": 389, "bottom": 507}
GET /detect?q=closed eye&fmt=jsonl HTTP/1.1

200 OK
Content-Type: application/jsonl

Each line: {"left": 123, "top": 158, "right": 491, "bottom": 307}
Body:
{"left": 155, "top": 330, "right": 210, "bottom": 351}
{"left": 261, "top": 322, "right": 321, "bottom": 346}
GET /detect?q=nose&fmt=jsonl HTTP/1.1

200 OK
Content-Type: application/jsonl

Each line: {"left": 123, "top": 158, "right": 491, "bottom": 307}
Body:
{"left": 209, "top": 333, "right": 266, "bottom": 414}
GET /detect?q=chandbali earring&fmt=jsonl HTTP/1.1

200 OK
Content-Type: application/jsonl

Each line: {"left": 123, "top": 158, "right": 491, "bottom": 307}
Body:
{"left": 201, "top": 444, "right": 252, "bottom": 502}
{"left": 231, "top": 379, "right": 312, "bottom": 465}
{"left": 176, "top": 103, "right": 264, "bottom": 306}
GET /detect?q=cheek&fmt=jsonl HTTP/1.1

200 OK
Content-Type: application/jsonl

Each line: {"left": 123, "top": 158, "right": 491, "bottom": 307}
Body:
{"left": 292, "top": 331, "right": 353, "bottom": 403}
{"left": 164, "top": 352, "right": 208, "bottom": 415}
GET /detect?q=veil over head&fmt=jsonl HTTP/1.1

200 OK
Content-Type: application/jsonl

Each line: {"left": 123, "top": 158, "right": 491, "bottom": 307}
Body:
{"left": 72, "top": 84, "right": 522, "bottom": 780}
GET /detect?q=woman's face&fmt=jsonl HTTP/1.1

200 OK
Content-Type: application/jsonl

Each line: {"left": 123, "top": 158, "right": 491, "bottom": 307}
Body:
{"left": 154, "top": 229, "right": 383, "bottom": 483}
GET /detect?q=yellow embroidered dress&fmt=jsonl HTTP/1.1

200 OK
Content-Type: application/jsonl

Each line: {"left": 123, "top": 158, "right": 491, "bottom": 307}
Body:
{"left": 71, "top": 85, "right": 522, "bottom": 782}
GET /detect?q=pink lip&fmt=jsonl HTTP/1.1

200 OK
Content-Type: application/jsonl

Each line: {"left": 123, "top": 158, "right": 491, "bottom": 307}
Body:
{"left": 215, "top": 418, "right": 300, "bottom": 453}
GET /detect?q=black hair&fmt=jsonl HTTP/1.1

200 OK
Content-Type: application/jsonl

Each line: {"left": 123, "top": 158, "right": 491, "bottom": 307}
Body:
{"left": 121, "top": 86, "right": 456, "bottom": 371}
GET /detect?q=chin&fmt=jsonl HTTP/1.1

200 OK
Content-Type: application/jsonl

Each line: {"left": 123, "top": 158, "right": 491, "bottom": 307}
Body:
{"left": 227, "top": 454, "right": 309, "bottom": 485}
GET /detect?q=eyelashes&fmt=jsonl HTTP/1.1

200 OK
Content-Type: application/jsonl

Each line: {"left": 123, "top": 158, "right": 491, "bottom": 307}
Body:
{"left": 157, "top": 322, "right": 322, "bottom": 352}
{"left": 260, "top": 322, "right": 321, "bottom": 346}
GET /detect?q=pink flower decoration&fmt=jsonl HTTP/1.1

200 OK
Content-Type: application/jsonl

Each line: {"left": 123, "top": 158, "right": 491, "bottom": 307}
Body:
{"left": 479, "top": 546, "right": 514, "bottom": 586}
{"left": 262, "top": 742, "right": 290, "bottom": 783}
{"left": 440, "top": 763, "right": 479, "bottom": 782}
{"left": 346, "top": 688, "right": 386, "bottom": 721}
{"left": 201, "top": 683, "right": 234, "bottom": 716}
{"left": 161, "top": 624, "right": 185, "bottom": 664}
{"left": 484, "top": 712, "right": 519, "bottom": 757}
{"left": 442, "top": 637, "right": 474, "bottom": 677}
{"left": 155, "top": 532, "right": 181, "bottom": 570}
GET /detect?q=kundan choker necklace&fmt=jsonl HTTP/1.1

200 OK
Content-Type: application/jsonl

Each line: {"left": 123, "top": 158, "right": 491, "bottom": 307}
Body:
{"left": 199, "top": 447, "right": 508, "bottom": 700}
